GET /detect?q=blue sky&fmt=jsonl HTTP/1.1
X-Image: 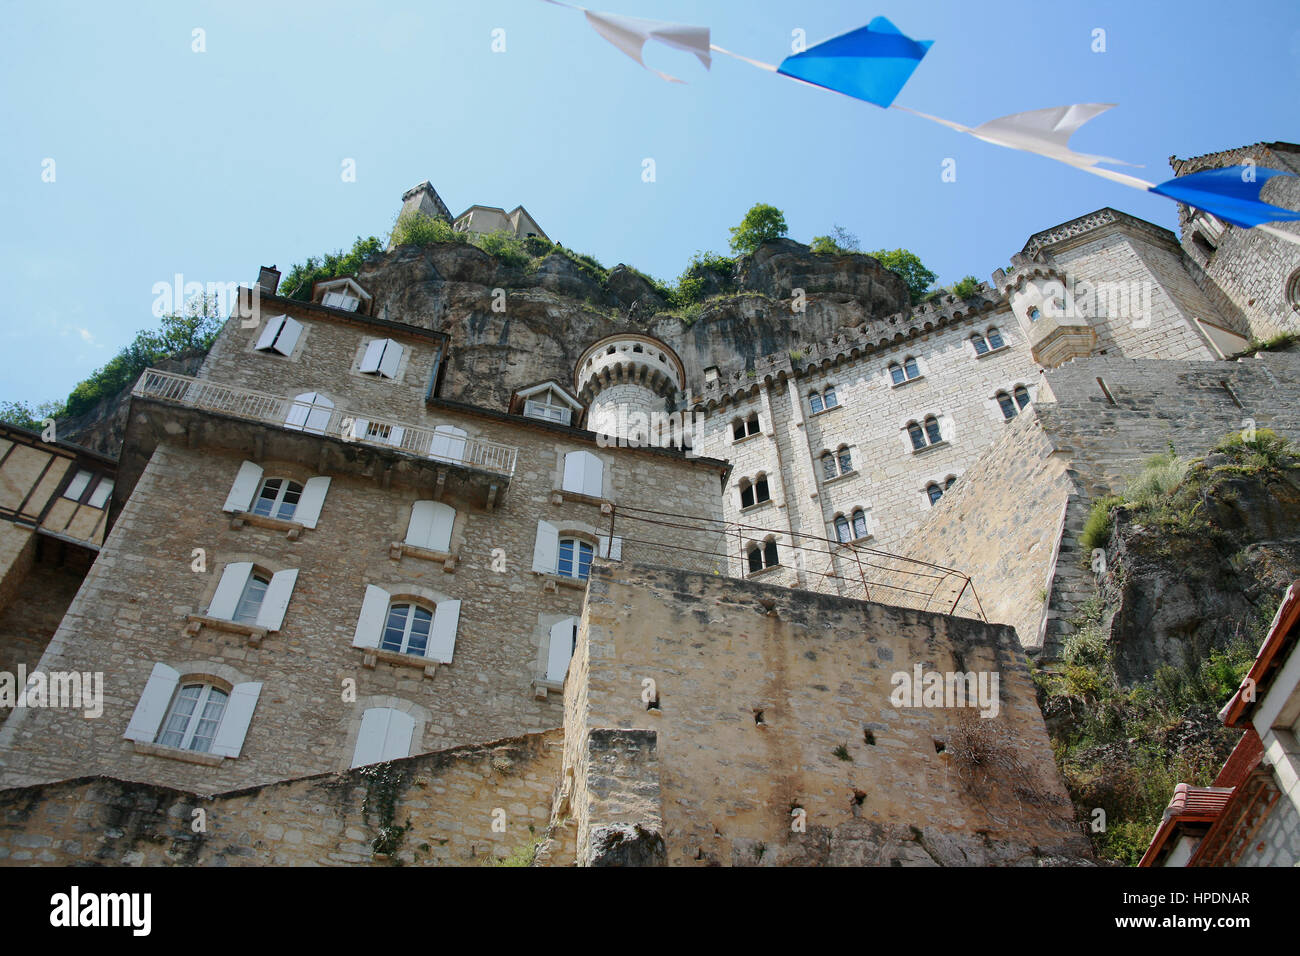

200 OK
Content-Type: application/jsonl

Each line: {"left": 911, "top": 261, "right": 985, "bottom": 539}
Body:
{"left": 2, "top": 0, "right": 1298, "bottom": 407}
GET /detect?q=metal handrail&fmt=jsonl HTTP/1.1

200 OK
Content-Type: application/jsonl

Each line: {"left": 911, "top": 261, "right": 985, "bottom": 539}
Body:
{"left": 132, "top": 368, "right": 518, "bottom": 477}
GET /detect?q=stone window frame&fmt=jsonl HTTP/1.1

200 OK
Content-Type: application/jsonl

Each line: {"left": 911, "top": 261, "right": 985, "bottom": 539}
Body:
{"left": 737, "top": 471, "right": 772, "bottom": 511}
{"left": 904, "top": 414, "right": 948, "bottom": 454}
{"left": 808, "top": 384, "right": 841, "bottom": 416}
{"left": 818, "top": 444, "right": 857, "bottom": 485}
{"left": 392, "top": 499, "right": 464, "bottom": 570}
{"left": 186, "top": 551, "right": 297, "bottom": 644}
{"left": 922, "top": 473, "right": 959, "bottom": 508}
{"left": 355, "top": 581, "right": 461, "bottom": 674}
{"left": 552, "top": 447, "right": 612, "bottom": 504}
{"left": 971, "top": 327, "right": 1010, "bottom": 358}
{"left": 731, "top": 411, "right": 762, "bottom": 443}
{"left": 832, "top": 506, "right": 872, "bottom": 545}
{"left": 745, "top": 535, "right": 781, "bottom": 576}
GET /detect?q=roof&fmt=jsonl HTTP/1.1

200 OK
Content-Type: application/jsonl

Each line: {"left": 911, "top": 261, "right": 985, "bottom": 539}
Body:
{"left": 1138, "top": 783, "right": 1235, "bottom": 866}
{"left": 1220, "top": 580, "right": 1300, "bottom": 728}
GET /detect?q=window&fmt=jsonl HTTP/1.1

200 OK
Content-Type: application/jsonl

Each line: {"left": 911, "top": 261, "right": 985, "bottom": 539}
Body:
{"left": 546, "top": 617, "right": 579, "bottom": 683}
{"left": 1028, "top": 307, "right": 1042, "bottom": 322}
{"left": 821, "top": 452, "right": 836, "bottom": 480}
{"left": 87, "top": 478, "right": 114, "bottom": 509}
{"left": 838, "top": 447, "right": 853, "bottom": 474}
{"left": 558, "top": 538, "right": 595, "bottom": 581}
{"left": 206, "top": 562, "right": 298, "bottom": 632}
{"left": 360, "top": 338, "right": 404, "bottom": 379}
{"left": 352, "top": 585, "right": 461, "bottom": 663}
{"left": 523, "top": 390, "right": 574, "bottom": 425}
{"left": 62, "top": 468, "right": 113, "bottom": 508}
{"left": 824, "top": 386, "right": 838, "bottom": 409}
{"left": 754, "top": 474, "right": 769, "bottom": 503}
{"left": 835, "top": 515, "right": 851, "bottom": 543}
{"left": 852, "top": 509, "right": 868, "bottom": 540}
{"left": 740, "top": 479, "right": 755, "bottom": 509}
{"left": 382, "top": 603, "right": 434, "bottom": 657}
{"left": 988, "top": 328, "right": 1005, "bottom": 350}
{"left": 944, "top": 476, "right": 957, "bottom": 490}
{"left": 907, "top": 416, "right": 943, "bottom": 451}
{"left": 822, "top": 446, "right": 854, "bottom": 480}
{"left": 927, "top": 483, "right": 944, "bottom": 505}
{"left": 323, "top": 291, "right": 361, "bottom": 312}
{"left": 223, "top": 461, "right": 330, "bottom": 528}
{"left": 284, "top": 392, "right": 333, "bottom": 434}
{"left": 351, "top": 707, "right": 415, "bottom": 768}
{"left": 890, "top": 358, "right": 921, "bottom": 384}
{"left": 740, "top": 474, "right": 770, "bottom": 509}
{"left": 997, "top": 391, "right": 1018, "bottom": 420}
{"left": 252, "top": 478, "right": 302, "bottom": 520}
{"left": 63, "top": 470, "right": 92, "bottom": 501}
{"left": 704, "top": 367, "right": 719, "bottom": 385}
{"left": 158, "top": 683, "right": 228, "bottom": 753}
{"left": 810, "top": 391, "right": 824, "bottom": 414}
{"left": 973, "top": 328, "right": 1006, "bottom": 355}
{"left": 732, "top": 413, "right": 760, "bottom": 441}
{"left": 1014, "top": 385, "right": 1031, "bottom": 409}
{"left": 747, "top": 537, "right": 780, "bottom": 573}
{"left": 562, "top": 450, "right": 604, "bottom": 498}
{"left": 405, "top": 501, "right": 455, "bottom": 553}
{"left": 123, "top": 663, "right": 262, "bottom": 759}
{"left": 255, "top": 314, "right": 303, "bottom": 356}
{"left": 971, "top": 333, "right": 990, "bottom": 356}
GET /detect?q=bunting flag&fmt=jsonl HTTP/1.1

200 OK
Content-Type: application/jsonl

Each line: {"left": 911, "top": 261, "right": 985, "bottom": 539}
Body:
{"left": 537, "top": 2, "right": 1300, "bottom": 242}
{"left": 775, "top": 16, "right": 932, "bottom": 108}
{"left": 1148, "top": 166, "right": 1300, "bottom": 230}
{"left": 546, "top": 0, "right": 710, "bottom": 83}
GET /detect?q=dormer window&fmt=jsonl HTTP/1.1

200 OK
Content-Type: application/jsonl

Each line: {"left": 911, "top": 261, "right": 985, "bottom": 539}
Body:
{"left": 516, "top": 382, "right": 582, "bottom": 426}
{"left": 323, "top": 291, "right": 360, "bottom": 311}
{"left": 312, "top": 277, "right": 372, "bottom": 314}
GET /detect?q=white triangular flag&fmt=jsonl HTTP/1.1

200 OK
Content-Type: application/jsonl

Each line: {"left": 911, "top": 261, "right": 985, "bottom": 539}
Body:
{"left": 582, "top": 10, "right": 710, "bottom": 83}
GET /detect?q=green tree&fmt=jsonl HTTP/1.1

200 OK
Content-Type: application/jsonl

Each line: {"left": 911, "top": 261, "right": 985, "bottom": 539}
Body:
{"left": 279, "top": 235, "right": 385, "bottom": 300}
{"left": 951, "top": 275, "right": 982, "bottom": 299}
{"left": 810, "top": 225, "right": 861, "bottom": 255}
{"left": 868, "top": 248, "right": 938, "bottom": 305}
{"left": 728, "top": 203, "right": 788, "bottom": 255}
{"left": 0, "top": 400, "right": 65, "bottom": 431}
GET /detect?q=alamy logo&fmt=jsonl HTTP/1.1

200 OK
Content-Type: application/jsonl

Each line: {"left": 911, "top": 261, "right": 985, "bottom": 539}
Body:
{"left": 0, "top": 666, "right": 103, "bottom": 718}
{"left": 594, "top": 408, "right": 707, "bottom": 457}
{"left": 889, "top": 664, "right": 1000, "bottom": 718}
{"left": 50, "top": 886, "right": 151, "bottom": 936}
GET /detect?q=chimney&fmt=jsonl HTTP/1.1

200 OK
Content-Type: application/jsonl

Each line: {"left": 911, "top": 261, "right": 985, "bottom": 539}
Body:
{"left": 257, "top": 265, "right": 280, "bottom": 296}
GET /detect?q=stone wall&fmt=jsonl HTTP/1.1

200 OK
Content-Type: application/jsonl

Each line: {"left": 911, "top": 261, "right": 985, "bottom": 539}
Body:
{"left": 0, "top": 729, "right": 564, "bottom": 866}
{"left": 559, "top": 562, "right": 1090, "bottom": 866}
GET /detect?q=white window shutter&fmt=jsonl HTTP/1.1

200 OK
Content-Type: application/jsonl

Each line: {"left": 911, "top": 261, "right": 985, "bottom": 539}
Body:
{"left": 350, "top": 418, "right": 369, "bottom": 441}
{"left": 208, "top": 562, "right": 253, "bottom": 620}
{"left": 598, "top": 535, "right": 623, "bottom": 561}
{"left": 562, "top": 452, "right": 584, "bottom": 493}
{"left": 295, "top": 476, "right": 330, "bottom": 529}
{"left": 387, "top": 425, "right": 405, "bottom": 448}
{"left": 584, "top": 454, "right": 604, "bottom": 498}
{"left": 123, "top": 663, "right": 180, "bottom": 742}
{"left": 406, "top": 501, "right": 435, "bottom": 549}
{"left": 352, "top": 584, "right": 389, "bottom": 649}
{"left": 255, "top": 568, "right": 298, "bottom": 631}
{"left": 427, "top": 501, "right": 455, "bottom": 552}
{"left": 223, "top": 461, "right": 263, "bottom": 513}
{"left": 427, "top": 599, "right": 460, "bottom": 663}
{"left": 377, "top": 340, "right": 403, "bottom": 379}
{"left": 546, "top": 617, "right": 578, "bottom": 682}
{"left": 532, "top": 520, "right": 559, "bottom": 574}
{"left": 255, "top": 315, "right": 286, "bottom": 351}
{"left": 210, "top": 681, "right": 262, "bottom": 758}
{"left": 429, "top": 426, "right": 467, "bottom": 462}
{"left": 383, "top": 709, "right": 416, "bottom": 760}
{"left": 273, "top": 316, "right": 303, "bottom": 356}
{"left": 351, "top": 708, "right": 390, "bottom": 767}
{"left": 360, "top": 339, "right": 385, "bottom": 373}
{"left": 304, "top": 394, "right": 332, "bottom": 433}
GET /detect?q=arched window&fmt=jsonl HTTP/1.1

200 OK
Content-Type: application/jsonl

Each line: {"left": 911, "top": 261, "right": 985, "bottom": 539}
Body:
{"left": 987, "top": 328, "right": 1005, "bottom": 350}
{"left": 285, "top": 392, "right": 333, "bottom": 434}
{"left": 809, "top": 391, "right": 824, "bottom": 414}
{"left": 351, "top": 707, "right": 416, "bottom": 768}
{"left": 821, "top": 452, "right": 836, "bottom": 481}
{"left": 557, "top": 537, "right": 595, "bottom": 580}
{"left": 851, "top": 509, "right": 868, "bottom": 540}
{"left": 904, "top": 357, "right": 919, "bottom": 379}
{"left": 927, "top": 483, "right": 944, "bottom": 506}
{"left": 252, "top": 477, "right": 303, "bottom": 521}
{"left": 382, "top": 602, "right": 434, "bottom": 657}
{"left": 823, "top": 385, "right": 838, "bottom": 409}
{"left": 889, "top": 362, "right": 905, "bottom": 385}
{"left": 233, "top": 571, "right": 270, "bottom": 625}
{"left": 733, "top": 413, "right": 760, "bottom": 441}
{"left": 763, "top": 538, "right": 779, "bottom": 568}
{"left": 924, "top": 416, "right": 942, "bottom": 445}
{"left": 754, "top": 474, "right": 770, "bottom": 503}
{"left": 889, "top": 358, "right": 921, "bottom": 385}
{"left": 747, "top": 546, "right": 763, "bottom": 574}
{"left": 835, "top": 515, "right": 851, "bottom": 543}
{"left": 907, "top": 422, "right": 926, "bottom": 451}
{"left": 158, "top": 683, "right": 229, "bottom": 753}
{"left": 837, "top": 446, "right": 853, "bottom": 474}
{"left": 1014, "top": 385, "right": 1031, "bottom": 409}
{"left": 739, "top": 478, "right": 755, "bottom": 509}
{"left": 997, "top": 391, "right": 1017, "bottom": 420}
{"left": 1028, "top": 306, "right": 1042, "bottom": 322}
{"left": 971, "top": 332, "right": 990, "bottom": 356}
{"left": 945, "top": 475, "right": 957, "bottom": 490}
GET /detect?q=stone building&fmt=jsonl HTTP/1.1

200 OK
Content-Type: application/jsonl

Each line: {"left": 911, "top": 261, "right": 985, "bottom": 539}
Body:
{"left": 0, "top": 140, "right": 1297, "bottom": 865}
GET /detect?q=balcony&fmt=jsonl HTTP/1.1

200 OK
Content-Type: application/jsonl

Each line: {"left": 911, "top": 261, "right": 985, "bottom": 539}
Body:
{"left": 124, "top": 369, "right": 517, "bottom": 510}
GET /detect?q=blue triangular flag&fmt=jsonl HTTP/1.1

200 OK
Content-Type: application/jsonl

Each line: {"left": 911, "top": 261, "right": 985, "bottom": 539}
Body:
{"left": 1149, "top": 166, "right": 1300, "bottom": 229}
{"left": 776, "top": 16, "right": 933, "bottom": 108}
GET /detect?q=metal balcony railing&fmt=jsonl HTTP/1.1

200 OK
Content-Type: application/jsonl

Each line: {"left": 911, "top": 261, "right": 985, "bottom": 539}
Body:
{"left": 132, "top": 369, "right": 518, "bottom": 477}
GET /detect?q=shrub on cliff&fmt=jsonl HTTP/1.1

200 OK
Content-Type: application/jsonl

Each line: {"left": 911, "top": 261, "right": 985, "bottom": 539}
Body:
{"left": 728, "top": 203, "right": 788, "bottom": 255}
{"left": 279, "top": 235, "right": 385, "bottom": 300}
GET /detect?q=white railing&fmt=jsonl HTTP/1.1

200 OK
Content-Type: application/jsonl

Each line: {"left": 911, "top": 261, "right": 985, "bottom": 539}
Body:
{"left": 132, "top": 369, "right": 518, "bottom": 477}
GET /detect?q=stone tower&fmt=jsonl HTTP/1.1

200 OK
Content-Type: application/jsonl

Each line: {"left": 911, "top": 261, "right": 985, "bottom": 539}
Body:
{"left": 574, "top": 333, "right": 686, "bottom": 447}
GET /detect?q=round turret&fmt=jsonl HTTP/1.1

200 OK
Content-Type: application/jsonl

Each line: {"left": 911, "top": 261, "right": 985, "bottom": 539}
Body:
{"left": 575, "top": 334, "right": 685, "bottom": 443}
